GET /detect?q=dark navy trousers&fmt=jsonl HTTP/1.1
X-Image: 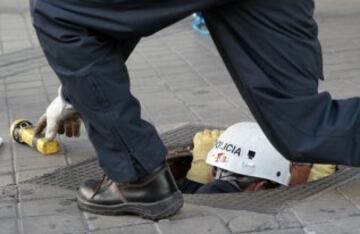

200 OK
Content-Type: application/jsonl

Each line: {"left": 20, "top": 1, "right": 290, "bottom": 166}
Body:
{"left": 31, "top": 0, "right": 360, "bottom": 183}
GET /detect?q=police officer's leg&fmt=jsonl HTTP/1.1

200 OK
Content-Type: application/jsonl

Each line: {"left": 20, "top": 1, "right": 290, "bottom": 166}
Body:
{"left": 31, "top": 0, "right": 233, "bottom": 219}
{"left": 31, "top": 0, "right": 231, "bottom": 183}
{"left": 203, "top": 0, "right": 360, "bottom": 165}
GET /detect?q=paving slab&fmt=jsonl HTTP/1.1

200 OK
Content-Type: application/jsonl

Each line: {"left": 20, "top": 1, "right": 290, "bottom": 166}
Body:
{"left": 91, "top": 224, "right": 158, "bottom": 234}
{"left": 22, "top": 214, "right": 87, "bottom": 234}
{"left": 247, "top": 229, "right": 305, "bottom": 234}
{"left": 227, "top": 211, "right": 280, "bottom": 234}
{"left": 275, "top": 209, "right": 303, "bottom": 230}
{"left": 168, "top": 204, "right": 209, "bottom": 221}
{"left": 19, "top": 184, "right": 75, "bottom": 201}
{"left": 84, "top": 213, "right": 153, "bottom": 232}
{"left": 158, "top": 216, "right": 231, "bottom": 234}
{"left": 0, "top": 218, "right": 19, "bottom": 234}
{"left": 304, "top": 217, "right": 360, "bottom": 234}
{"left": 21, "top": 197, "right": 80, "bottom": 217}
{"left": 0, "top": 201, "right": 17, "bottom": 219}
{"left": 292, "top": 189, "right": 360, "bottom": 225}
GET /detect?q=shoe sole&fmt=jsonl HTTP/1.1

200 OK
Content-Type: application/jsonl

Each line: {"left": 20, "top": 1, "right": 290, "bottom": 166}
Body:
{"left": 77, "top": 191, "right": 184, "bottom": 221}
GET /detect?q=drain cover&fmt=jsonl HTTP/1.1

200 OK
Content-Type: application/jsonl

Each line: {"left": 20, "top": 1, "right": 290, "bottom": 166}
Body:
{"left": 23, "top": 124, "right": 360, "bottom": 214}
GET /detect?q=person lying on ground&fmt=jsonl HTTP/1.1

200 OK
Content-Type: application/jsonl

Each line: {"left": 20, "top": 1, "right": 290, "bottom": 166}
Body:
{"left": 178, "top": 122, "right": 336, "bottom": 194}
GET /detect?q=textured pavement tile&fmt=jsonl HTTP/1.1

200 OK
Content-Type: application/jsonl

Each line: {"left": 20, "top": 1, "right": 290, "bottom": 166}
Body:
{"left": 346, "top": 196, "right": 360, "bottom": 208}
{"left": 146, "top": 102, "right": 191, "bottom": 114}
{"left": 128, "top": 68, "right": 158, "bottom": 79}
{"left": 156, "top": 65, "right": 193, "bottom": 76}
{"left": 0, "top": 173, "right": 14, "bottom": 186}
{"left": 23, "top": 214, "right": 87, "bottom": 234}
{"left": 3, "top": 41, "right": 32, "bottom": 53}
{"left": 228, "top": 211, "right": 279, "bottom": 233}
{"left": 14, "top": 155, "right": 66, "bottom": 172}
{"left": 161, "top": 72, "right": 201, "bottom": 82}
{"left": 292, "top": 195, "right": 360, "bottom": 225}
{"left": 0, "top": 116, "right": 8, "bottom": 128}
{"left": 6, "top": 80, "right": 43, "bottom": 91}
{"left": 84, "top": 213, "right": 153, "bottom": 231}
{"left": 12, "top": 141, "right": 64, "bottom": 164}
{"left": 21, "top": 197, "right": 80, "bottom": 217}
{"left": 304, "top": 217, "right": 360, "bottom": 234}
{"left": 246, "top": 229, "right": 305, "bottom": 234}
{"left": 198, "top": 206, "right": 250, "bottom": 225}
{"left": 156, "top": 123, "right": 191, "bottom": 134}
{"left": 7, "top": 95, "right": 48, "bottom": 118}
{"left": 305, "top": 189, "right": 349, "bottom": 201}
{"left": 275, "top": 209, "right": 302, "bottom": 229}
{"left": 0, "top": 123, "right": 9, "bottom": 137}
{"left": 0, "top": 184, "right": 17, "bottom": 201}
{"left": 2, "top": 29, "right": 31, "bottom": 42}
{"left": 192, "top": 63, "right": 226, "bottom": 74}
{"left": 0, "top": 81, "right": 4, "bottom": 90}
{"left": 0, "top": 201, "right": 16, "bottom": 219}
{"left": 190, "top": 101, "right": 237, "bottom": 118}
{"left": 337, "top": 178, "right": 360, "bottom": 198}
{"left": 203, "top": 74, "right": 233, "bottom": 87}
{"left": 168, "top": 204, "right": 206, "bottom": 221}
{"left": 131, "top": 76, "right": 163, "bottom": 88}
{"left": 158, "top": 216, "right": 231, "bottom": 234}
{"left": 175, "top": 87, "right": 223, "bottom": 105}
{"left": 132, "top": 85, "right": 165, "bottom": 97}
{"left": 167, "top": 78, "right": 209, "bottom": 92}
{"left": 43, "top": 80, "right": 61, "bottom": 92}
{"left": 13, "top": 143, "right": 48, "bottom": 159}
{"left": 6, "top": 74, "right": 42, "bottom": 84}
{"left": 19, "top": 184, "right": 75, "bottom": 201}
{"left": 199, "top": 110, "right": 251, "bottom": 127}
{"left": 91, "top": 224, "right": 158, "bottom": 234}
{"left": 62, "top": 140, "right": 96, "bottom": 165}
{"left": 192, "top": 104, "right": 247, "bottom": 125}
{"left": 151, "top": 111, "right": 198, "bottom": 126}
{"left": 0, "top": 159, "right": 13, "bottom": 174}
{"left": 0, "top": 218, "right": 18, "bottom": 234}
{"left": 6, "top": 88, "right": 47, "bottom": 99}
{"left": 0, "top": 143, "right": 13, "bottom": 164}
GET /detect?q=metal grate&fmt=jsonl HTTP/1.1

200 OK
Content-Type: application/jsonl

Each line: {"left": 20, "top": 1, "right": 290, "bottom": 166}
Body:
{"left": 23, "top": 124, "right": 360, "bottom": 214}
{"left": 23, "top": 124, "right": 215, "bottom": 190}
{"left": 184, "top": 167, "right": 359, "bottom": 213}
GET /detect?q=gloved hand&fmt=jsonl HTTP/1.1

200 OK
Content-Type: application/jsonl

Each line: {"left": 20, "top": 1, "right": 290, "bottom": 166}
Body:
{"left": 308, "top": 164, "right": 337, "bottom": 182}
{"left": 186, "top": 129, "right": 224, "bottom": 184}
{"left": 35, "top": 86, "right": 81, "bottom": 140}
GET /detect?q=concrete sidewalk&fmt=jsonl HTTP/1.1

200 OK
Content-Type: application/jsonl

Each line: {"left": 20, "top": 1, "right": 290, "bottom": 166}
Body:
{"left": 0, "top": 0, "right": 360, "bottom": 233}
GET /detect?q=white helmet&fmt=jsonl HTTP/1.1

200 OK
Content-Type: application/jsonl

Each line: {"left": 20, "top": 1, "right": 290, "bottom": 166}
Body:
{"left": 206, "top": 122, "right": 291, "bottom": 186}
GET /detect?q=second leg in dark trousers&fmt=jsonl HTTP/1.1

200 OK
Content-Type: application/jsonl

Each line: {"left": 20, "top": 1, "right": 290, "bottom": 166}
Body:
{"left": 31, "top": 0, "right": 233, "bottom": 220}
{"left": 203, "top": 0, "right": 360, "bottom": 166}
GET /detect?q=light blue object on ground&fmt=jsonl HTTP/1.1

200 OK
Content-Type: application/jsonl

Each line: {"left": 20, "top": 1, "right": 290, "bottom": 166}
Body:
{"left": 192, "top": 13, "right": 209, "bottom": 35}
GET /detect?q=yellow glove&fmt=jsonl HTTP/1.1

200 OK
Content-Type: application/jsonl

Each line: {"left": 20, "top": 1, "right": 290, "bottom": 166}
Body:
{"left": 308, "top": 164, "right": 337, "bottom": 182}
{"left": 186, "top": 129, "right": 223, "bottom": 184}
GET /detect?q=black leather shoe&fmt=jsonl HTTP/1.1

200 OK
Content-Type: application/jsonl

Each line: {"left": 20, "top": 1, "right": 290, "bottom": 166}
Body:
{"left": 77, "top": 165, "right": 183, "bottom": 220}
